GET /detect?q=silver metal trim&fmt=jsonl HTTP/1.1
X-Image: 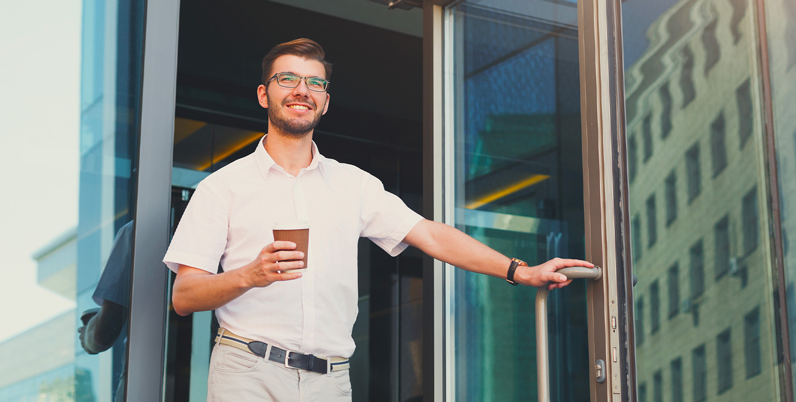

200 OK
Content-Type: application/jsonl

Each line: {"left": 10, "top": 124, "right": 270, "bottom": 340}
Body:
{"left": 125, "top": 0, "right": 180, "bottom": 400}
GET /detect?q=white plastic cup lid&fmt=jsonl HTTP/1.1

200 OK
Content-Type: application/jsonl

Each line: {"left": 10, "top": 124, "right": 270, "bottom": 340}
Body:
{"left": 272, "top": 221, "right": 310, "bottom": 230}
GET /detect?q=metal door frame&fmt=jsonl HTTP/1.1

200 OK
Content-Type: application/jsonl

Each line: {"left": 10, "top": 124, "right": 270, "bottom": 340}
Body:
{"left": 422, "top": 0, "right": 634, "bottom": 400}
{"left": 125, "top": 0, "right": 180, "bottom": 400}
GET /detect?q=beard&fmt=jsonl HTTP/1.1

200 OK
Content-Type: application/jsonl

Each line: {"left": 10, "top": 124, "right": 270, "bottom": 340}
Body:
{"left": 267, "top": 95, "right": 324, "bottom": 138}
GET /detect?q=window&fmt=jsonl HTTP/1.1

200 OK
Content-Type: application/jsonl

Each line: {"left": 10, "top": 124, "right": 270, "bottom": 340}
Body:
{"left": 714, "top": 215, "right": 731, "bottom": 279}
{"left": 653, "top": 370, "right": 663, "bottom": 402}
{"left": 745, "top": 307, "right": 762, "bottom": 378}
{"left": 629, "top": 135, "right": 638, "bottom": 183}
{"left": 633, "top": 214, "right": 643, "bottom": 263}
{"left": 686, "top": 143, "right": 701, "bottom": 203}
{"left": 717, "top": 329, "right": 733, "bottom": 393}
{"left": 729, "top": 0, "right": 746, "bottom": 43}
{"left": 637, "top": 297, "right": 645, "bottom": 346}
{"left": 643, "top": 114, "right": 653, "bottom": 162}
{"left": 660, "top": 83, "right": 672, "bottom": 138}
{"left": 736, "top": 78, "right": 753, "bottom": 148}
{"left": 665, "top": 171, "right": 677, "bottom": 225}
{"left": 680, "top": 45, "right": 696, "bottom": 108}
{"left": 671, "top": 358, "right": 683, "bottom": 402}
{"left": 690, "top": 240, "right": 705, "bottom": 299}
{"left": 693, "top": 345, "right": 707, "bottom": 402}
{"left": 668, "top": 263, "right": 680, "bottom": 318}
{"left": 701, "top": 14, "right": 720, "bottom": 74}
{"left": 742, "top": 187, "right": 759, "bottom": 255}
{"left": 710, "top": 113, "right": 728, "bottom": 177}
{"left": 647, "top": 194, "right": 657, "bottom": 247}
{"left": 651, "top": 280, "right": 660, "bottom": 333}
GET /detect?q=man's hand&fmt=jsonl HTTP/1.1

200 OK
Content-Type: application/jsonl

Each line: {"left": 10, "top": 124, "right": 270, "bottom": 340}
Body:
{"left": 172, "top": 241, "right": 305, "bottom": 316}
{"left": 77, "top": 325, "right": 98, "bottom": 355}
{"left": 241, "top": 241, "right": 305, "bottom": 288}
{"left": 514, "top": 258, "right": 595, "bottom": 290}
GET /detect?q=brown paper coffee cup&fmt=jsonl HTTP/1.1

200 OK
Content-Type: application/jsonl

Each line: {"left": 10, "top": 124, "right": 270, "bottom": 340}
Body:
{"left": 272, "top": 221, "right": 309, "bottom": 273}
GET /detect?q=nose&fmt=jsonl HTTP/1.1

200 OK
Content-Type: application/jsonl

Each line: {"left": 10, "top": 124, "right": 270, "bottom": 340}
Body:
{"left": 290, "top": 77, "right": 311, "bottom": 97}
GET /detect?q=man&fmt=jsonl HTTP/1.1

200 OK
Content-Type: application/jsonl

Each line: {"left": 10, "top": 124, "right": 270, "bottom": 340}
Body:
{"left": 78, "top": 220, "right": 133, "bottom": 402}
{"left": 164, "top": 38, "right": 592, "bottom": 401}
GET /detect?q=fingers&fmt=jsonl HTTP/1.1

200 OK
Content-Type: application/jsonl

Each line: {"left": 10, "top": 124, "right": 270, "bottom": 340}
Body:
{"left": 263, "top": 241, "right": 297, "bottom": 254}
{"left": 271, "top": 250, "right": 304, "bottom": 262}
{"left": 549, "top": 258, "right": 595, "bottom": 269}
{"left": 548, "top": 279, "right": 574, "bottom": 290}
{"left": 273, "top": 260, "right": 305, "bottom": 272}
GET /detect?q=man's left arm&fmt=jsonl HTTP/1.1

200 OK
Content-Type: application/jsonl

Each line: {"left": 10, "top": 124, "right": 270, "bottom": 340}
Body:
{"left": 402, "top": 219, "right": 593, "bottom": 290}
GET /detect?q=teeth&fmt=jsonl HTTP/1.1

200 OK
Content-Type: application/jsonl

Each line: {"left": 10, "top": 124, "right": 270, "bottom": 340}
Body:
{"left": 288, "top": 105, "right": 309, "bottom": 110}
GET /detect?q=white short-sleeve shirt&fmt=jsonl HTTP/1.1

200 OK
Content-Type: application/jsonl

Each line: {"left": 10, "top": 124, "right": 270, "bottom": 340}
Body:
{"left": 163, "top": 136, "right": 423, "bottom": 358}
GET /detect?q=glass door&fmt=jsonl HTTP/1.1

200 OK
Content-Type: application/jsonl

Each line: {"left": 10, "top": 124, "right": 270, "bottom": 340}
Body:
{"left": 438, "top": 1, "right": 590, "bottom": 400}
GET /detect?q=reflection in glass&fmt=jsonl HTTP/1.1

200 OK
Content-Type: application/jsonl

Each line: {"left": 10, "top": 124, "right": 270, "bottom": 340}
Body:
{"left": 448, "top": 1, "right": 586, "bottom": 400}
{"left": 623, "top": 0, "right": 782, "bottom": 399}
{"left": 0, "top": 0, "right": 144, "bottom": 401}
{"left": 765, "top": 0, "right": 796, "bottom": 391}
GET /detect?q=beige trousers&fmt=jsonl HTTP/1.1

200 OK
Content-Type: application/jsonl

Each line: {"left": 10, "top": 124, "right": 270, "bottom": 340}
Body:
{"left": 207, "top": 343, "right": 353, "bottom": 402}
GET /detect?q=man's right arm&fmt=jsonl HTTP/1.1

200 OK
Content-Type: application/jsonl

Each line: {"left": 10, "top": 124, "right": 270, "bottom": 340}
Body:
{"left": 172, "top": 241, "right": 305, "bottom": 316}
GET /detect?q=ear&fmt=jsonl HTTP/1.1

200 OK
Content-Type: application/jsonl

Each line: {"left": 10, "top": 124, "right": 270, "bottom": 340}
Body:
{"left": 257, "top": 85, "right": 269, "bottom": 109}
{"left": 321, "top": 93, "right": 330, "bottom": 115}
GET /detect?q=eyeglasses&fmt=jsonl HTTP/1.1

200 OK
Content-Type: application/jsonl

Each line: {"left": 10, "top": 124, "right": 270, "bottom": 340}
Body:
{"left": 266, "top": 72, "right": 330, "bottom": 92}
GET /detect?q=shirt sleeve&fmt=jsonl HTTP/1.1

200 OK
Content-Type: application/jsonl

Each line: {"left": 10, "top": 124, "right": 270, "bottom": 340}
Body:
{"left": 359, "top": 173, "right": 424, "bottom": 256}
{"left": 92, "top": 221, "right": 134, "bottom": 307}
{"left": 163, "top": 180, "right": 229, "bottom": 273}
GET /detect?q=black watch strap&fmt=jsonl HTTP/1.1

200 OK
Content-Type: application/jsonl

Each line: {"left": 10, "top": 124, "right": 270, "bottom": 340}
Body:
{"left": 506, "top": 258, "right": 523, "bottom": 286}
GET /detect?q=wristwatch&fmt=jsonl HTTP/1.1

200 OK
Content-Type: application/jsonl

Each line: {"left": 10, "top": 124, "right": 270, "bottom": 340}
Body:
{"left": 506, "top": 258, "right": 527, "bottom": 286}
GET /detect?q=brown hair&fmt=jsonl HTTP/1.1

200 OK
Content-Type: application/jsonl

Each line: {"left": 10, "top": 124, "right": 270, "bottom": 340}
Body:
{"left": 261, "top": 38, "right": 333, "bottom": 84}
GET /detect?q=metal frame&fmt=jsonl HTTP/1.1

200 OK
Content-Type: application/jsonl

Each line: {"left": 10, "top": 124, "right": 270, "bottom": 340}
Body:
{"left": 423, "top": 2, "right": 446, "bottom": 401}
{"left": 578, "top": 0, "right": 632, "bottom": 400}
{"left": 754, "top": 0, "right": 794, "bottom": 399}
{"left": 423, "top": 0, "right": 634, "bottom": 400}
{"left": 125, "top": 0, "right": 180, "bottom": 400}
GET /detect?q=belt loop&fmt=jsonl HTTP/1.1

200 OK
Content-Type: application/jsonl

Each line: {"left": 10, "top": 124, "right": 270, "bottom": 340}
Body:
{"left": 327, "top": 357, "right": 332, "bottom": 377}
{"left": 265, "top": 343, "right": 272, "bottom": 362}
{"left": 215, "top": 328, "right": 226, "bottom": 348}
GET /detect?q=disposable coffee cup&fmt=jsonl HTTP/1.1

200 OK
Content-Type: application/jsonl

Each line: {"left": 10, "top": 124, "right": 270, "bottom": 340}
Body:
{"left": 272, "top": 221, "right": 309, "bottom": 273}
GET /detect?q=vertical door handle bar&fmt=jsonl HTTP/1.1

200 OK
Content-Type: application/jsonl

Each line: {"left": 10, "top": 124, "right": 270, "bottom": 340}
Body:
{"left": 536, "top": 266, "right": 602, "bottom": 402}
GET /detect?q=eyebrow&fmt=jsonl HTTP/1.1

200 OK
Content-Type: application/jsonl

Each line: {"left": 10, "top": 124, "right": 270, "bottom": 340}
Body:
{"left": 280, "top": 71, "right": 325, "bottom": 80}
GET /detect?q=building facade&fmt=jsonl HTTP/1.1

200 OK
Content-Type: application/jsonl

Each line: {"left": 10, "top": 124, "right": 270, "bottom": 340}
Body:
{"left": 0, "top": 0, "right": 793, "bottom": 401}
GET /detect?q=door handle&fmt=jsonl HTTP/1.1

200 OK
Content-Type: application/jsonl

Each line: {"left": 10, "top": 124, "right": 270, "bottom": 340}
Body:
{"left": 536, "top": 266, "right": 602, "bottom": 402}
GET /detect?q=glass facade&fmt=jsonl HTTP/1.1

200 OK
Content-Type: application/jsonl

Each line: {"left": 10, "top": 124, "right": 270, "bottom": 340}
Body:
{"left": 622, "top": 0, "right": 791, "bottom": 400}
{"left": 446, "top": 0, "right": 587, "bottom": 400}
{"left": 0, "top": 0, "right": 145, "bottom": 400}
{"left": 2, "top": 0, "right": 795, "bottom": 400}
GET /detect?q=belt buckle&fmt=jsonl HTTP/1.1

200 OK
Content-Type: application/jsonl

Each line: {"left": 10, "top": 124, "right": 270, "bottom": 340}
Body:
{"left": 284, "top": 350, "right": 293, "bottom": 369}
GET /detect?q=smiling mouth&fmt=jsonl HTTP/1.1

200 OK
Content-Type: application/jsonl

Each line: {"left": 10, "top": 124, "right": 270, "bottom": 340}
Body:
{"left": 286, "top": 104, "right": 311, "bottom": 111}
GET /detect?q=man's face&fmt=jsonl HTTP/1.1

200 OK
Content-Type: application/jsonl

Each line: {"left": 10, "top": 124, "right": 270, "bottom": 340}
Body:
{"left": 257, "top": 55, "right": 330, "bottom": 138}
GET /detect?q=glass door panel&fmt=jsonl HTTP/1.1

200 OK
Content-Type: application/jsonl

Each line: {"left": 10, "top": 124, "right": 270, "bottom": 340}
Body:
{"left": 445, "top": 1, "right": 587, "bottom": 400}
{"left": 621, "top": 0, "right": 784, "bottom": 400}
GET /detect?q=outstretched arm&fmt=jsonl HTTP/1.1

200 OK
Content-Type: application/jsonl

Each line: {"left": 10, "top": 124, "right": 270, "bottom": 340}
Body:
{"left": 402, "top": 219, "right": 593, "bottom": 290}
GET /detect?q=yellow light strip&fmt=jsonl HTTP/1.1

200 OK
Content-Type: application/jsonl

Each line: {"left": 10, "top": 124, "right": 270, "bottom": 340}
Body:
{"left": 196, "top": 133, "right": 264, "bottom": 171}
{"left": 465, "top": 174, "right": 550, "bottom": 209}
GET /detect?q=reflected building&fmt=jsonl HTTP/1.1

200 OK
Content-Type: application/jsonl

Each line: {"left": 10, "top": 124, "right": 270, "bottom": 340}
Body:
{"left": 624, "top": 0, "right": 793, "bottom": 400}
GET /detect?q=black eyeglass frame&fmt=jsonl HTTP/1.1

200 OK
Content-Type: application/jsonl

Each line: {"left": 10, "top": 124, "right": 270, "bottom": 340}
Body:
{"left": 265, "top": 72, "right": 330, "bottom": 93}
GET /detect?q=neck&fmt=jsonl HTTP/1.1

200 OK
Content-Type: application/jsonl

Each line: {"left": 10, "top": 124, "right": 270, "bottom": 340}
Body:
{"left": 264, "top": 128, "right": 314, "bottom": 177}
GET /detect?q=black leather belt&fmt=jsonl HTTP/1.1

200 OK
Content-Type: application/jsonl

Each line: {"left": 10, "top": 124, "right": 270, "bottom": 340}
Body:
{"left": 214, "top": 329, "right": 350, "bottom": 374}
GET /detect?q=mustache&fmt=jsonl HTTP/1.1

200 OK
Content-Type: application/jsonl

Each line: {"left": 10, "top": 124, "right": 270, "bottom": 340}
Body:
{"left": 281, "top": 96, "right": 316, "bottom": 109}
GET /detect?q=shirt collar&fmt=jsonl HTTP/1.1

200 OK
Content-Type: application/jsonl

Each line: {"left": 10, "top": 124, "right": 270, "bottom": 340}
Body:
{"left": 255, "top": 134, "right": 326, "bottom": 179}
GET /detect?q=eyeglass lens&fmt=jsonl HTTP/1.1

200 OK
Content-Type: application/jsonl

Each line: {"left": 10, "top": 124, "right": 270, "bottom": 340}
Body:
{"left": 276, "top": 73, "right": 327, "bottom": 92}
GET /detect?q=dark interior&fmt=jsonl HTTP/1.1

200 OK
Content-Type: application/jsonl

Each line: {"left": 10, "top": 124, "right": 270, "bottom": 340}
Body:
{"left": 165, "top": 1, "right": 426, "bottom": 401}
